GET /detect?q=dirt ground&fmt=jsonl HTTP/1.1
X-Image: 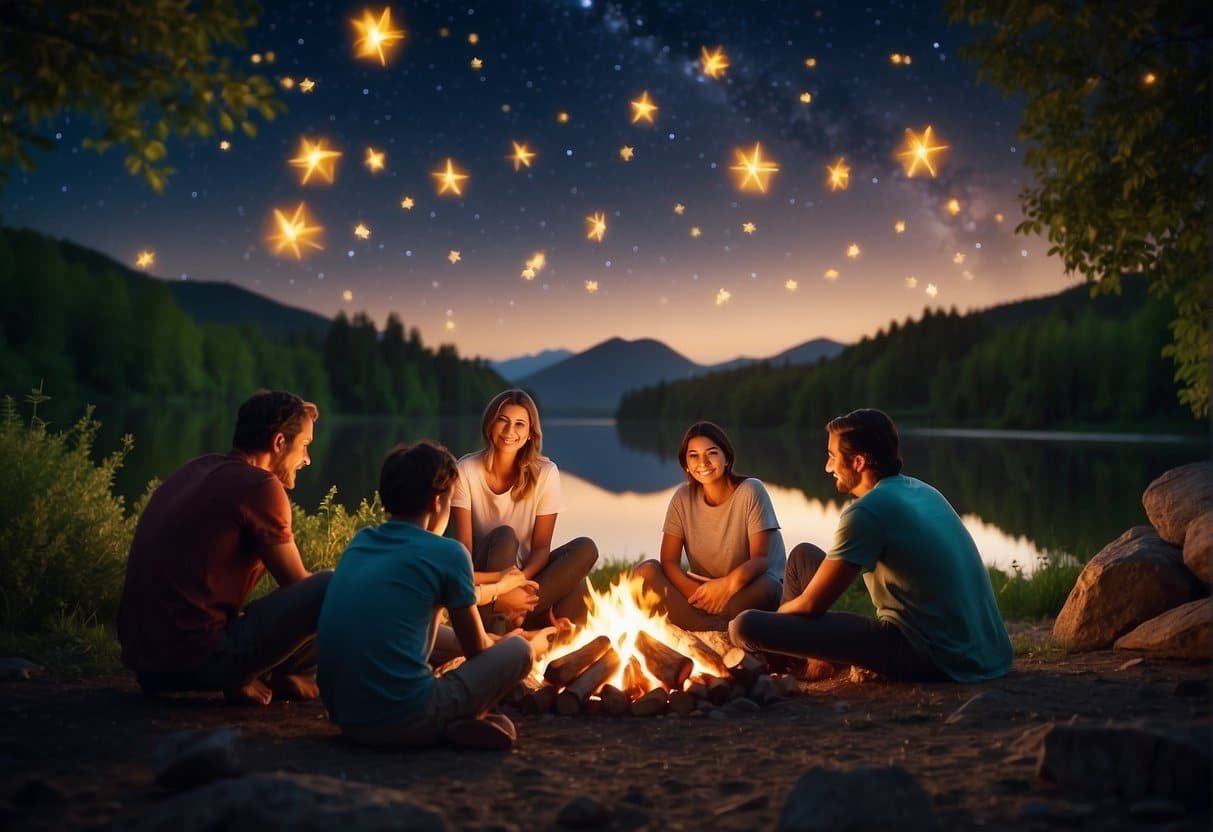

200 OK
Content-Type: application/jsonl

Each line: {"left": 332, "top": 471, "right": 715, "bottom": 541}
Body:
{"left": 1, "top": 624, "right": 1209, "bottom": 831}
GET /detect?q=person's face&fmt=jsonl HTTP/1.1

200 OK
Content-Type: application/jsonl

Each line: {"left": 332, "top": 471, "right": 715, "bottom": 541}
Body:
{"left": 429, "top": 487, "right": 453, "bottom": 535}
{"left": 490, "top": 404, "right": 531, "bottom": 454}
{"left": 825, "top": 432, "right": 860, "bottom": 495}
{"left": 271, "top": 419, "right": 314, "bottom": 490}
{"left": 685, "top": 436, "right": 728, "bottom": 487}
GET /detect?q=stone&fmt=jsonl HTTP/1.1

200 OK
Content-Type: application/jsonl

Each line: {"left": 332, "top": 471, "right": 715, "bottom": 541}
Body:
{"left": 131, "top": 772, "right": 449, "bottom": 832}
{"left": 153, "top": 727, "right": 242, "bottom": 791}
{"left": 0, "top": 657, "right": 43, "bottom": 681}
{"left": 1114, "top": 598, "right": 1211, "bottom": 660}
{"left": 748, "top": 675, "right": 781, "bottom": 705}
{"left": 1026, "top": 721, "right": 1210, "bottom": 808}
{"left": 556, "top": 794, "right": 610, "bottom": 828}
{"left": 777, "top": 765, "right": 941, "bottom": 832}
{"left": 1052, "top": 526, "right": 1200, "bottom": 651}
{"left": 1143, "top": 462, "right": 1213, "bottom": 546}
{"left": 1183, "top": 510, "right": 1211, "bottom": 583}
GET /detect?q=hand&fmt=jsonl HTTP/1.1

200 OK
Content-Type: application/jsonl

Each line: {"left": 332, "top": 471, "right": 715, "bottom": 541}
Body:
{"left": 688, "top": 577, "right": 732, "bottom": 615}
{"left": 496, "top": 567, "right": 538, "bottom": 596}
{"left": 494, "top": 584, "right": 540, "bottom": 626}
{"left": 523, "top": 626, "right": 559, "bottom": 659}
{"left": 547, "top": 609, "right": 575, "bottom": 637}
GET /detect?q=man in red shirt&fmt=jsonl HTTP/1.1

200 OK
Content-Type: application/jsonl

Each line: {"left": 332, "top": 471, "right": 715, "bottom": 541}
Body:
{"left": 118, "top": 390, "right": 331, "bottom": 705}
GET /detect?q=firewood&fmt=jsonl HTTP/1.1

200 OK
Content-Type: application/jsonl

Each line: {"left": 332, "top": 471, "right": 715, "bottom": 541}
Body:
{"left": 686, "top": 681, "right": 708, "bottom": 701}
{"left": 771, "top": 674, "right": 801, "bottom": 697}
{"left": 749, "top": 674, "right": 781, "bottom": 705}
{"left": 668, "top": 689, "right": 696, "bottom": 716}
{"left": 679, "top": 632, "right": 729, "bottom": 677}
{"left": 629, "top": 687, "right": 668, "bottom": 717}
{"left": 555, "top": 647, "right": 620, "bottom": 715}
{"left": 519, "top": 684, "right": 557, "bottom": 715}
{"left": 598, "top": 684, "right": 630, "bottom": 716}
{"left": 722, "top": 647, "right": 764, "bottom": 687}
{"left": 622, "top": 656, "right": 654, "bottom": 698}
{"left": 698, "top": 674, "right": 733, "bottom": 705}
{"left": 544, "top": 635, "right": 612, "bottom": 687}
{"left": 636, "top": 631, "right": 692, "bottom": 691}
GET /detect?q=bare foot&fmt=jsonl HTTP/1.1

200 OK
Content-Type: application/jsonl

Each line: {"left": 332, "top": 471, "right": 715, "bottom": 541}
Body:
{"left": 225, "top": 678, "right": 273, "bottom": 705}
{"left": 268, "top": 673, "right": 319, "bottom": 701}
{"left": 801, "top": 658, "right": 838, "bottom": 682}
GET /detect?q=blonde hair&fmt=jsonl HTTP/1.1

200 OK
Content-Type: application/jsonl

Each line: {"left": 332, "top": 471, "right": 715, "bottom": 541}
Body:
{"left": 480, "top": 389, "right": 547, "bottom": 501}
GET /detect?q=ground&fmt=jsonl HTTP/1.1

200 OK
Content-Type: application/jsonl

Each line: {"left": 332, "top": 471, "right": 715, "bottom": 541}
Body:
{"left": 1, "top": 624, "right": 1208, "bottom": 831}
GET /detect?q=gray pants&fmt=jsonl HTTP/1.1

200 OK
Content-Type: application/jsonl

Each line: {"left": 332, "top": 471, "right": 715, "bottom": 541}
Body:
{"left": 630, "top": 559, "right": 781, "bottom": 632}
{"left": 342, "top": 635, "right": 533, "bottom": 748}
{"left": 728, "top": 544, "right": 946, "bottom": 681}
{"left": 474, "top": 526, "right": 598, "bottom": 626}
{"left": 137, "top": 570, "right": 333, "bottom": 694}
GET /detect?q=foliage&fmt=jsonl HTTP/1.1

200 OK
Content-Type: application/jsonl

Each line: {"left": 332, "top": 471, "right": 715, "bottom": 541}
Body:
{"left": 291, "top": 487, "right": 386, "bottom": 572}
{"left": 948, "top": 0, "right": 1211, "bottom": 417}
{"left": 0, "top": 0, "right": 284, "bottom": 192}
{"left": 988, "top": 553, "right": 1083, "bottom": 622}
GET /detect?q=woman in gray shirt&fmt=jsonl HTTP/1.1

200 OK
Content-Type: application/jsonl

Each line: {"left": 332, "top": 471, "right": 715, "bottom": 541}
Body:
{"left": 632, "top": 421, "right": 786, "bottom": 631}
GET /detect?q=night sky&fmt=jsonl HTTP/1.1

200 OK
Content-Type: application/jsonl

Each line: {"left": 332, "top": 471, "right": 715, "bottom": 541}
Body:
{"left": 3, "top": 0, "right": 1073, "bottom": 364}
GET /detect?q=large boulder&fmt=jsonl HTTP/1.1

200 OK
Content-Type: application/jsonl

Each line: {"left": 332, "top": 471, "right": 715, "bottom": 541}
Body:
{"left": 1114, "top": 598, "right": 1211, "bottom": 660}
{"left": 1183, "top": 511, "right": 1211, "bottom": 584}
{"left": 1053, "top": 526, "right": 1200, "bottom": 651}
{"left": 1143, "top": 462, "right": 1213, "bottom": 546}
{"left": 777, "top": 765, "right": 940, "bottom": 831}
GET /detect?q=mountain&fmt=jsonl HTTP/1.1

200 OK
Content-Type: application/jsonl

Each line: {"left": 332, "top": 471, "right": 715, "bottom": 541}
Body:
{"left": 492, "top": 348, "right": 573, "bottom": 381}
{"left": 766, "top": 337, "right": 847, "bottom": 367}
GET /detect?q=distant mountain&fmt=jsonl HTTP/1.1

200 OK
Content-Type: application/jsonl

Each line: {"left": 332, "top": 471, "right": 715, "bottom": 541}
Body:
{"left": 492, "top": 348, "right": 573, "bottom": 381}
{"left": 705, "top": 337, "right": 846, "bottom": 373}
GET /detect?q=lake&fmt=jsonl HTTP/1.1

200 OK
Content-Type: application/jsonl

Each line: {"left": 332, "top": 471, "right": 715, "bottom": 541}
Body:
{"left": 77, "top": 403, "right": 1208, "bottom": 574}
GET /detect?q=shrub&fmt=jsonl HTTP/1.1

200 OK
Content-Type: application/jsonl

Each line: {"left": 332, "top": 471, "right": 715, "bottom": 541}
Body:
{"left": 291, "top": 486, "right": 386, "bottom": 572}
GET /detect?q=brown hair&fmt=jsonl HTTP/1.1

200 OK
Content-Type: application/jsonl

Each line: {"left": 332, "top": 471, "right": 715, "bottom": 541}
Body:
{"left": 480, "top": 389, "right": 547, "bottom": 501}
{"left": 378, "top": 440, "right": 459, "bottom": 517}
{"left": 676, "top": 421, "right": 744, "bottom": 489}
{"left": 825, "top": 408, "right": 903, "bottom": 478}
{"left": 231, "top": 390, "right": 319, "bottom": 453}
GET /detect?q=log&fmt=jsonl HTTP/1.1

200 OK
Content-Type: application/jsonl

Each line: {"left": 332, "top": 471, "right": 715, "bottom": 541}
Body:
{"left": 519, "top": 683, "right": 557, "bottom": 715}
{"left": 544, "top": 635, "right": 612, "bottom": 687}
{"left": 636, "top": 631, "right": 693, "bottom": 691}
{"left": 679, "top": 631, "right": 729, "bottom": 677}
{"left": 771, "top": 674, "right": 801, "bottom": 697}
{"left": 668, "top": 689, "right": 696, "bottom": 716}
{"left": 749, "top": 674, "right": 781, "bottom": 705}
{"left": 686, "top": 681, "right": 708, "bottom": 701}
{"left": 629, "top": 687, "right": 668, "bottom": 717}
{"left": 598, "top": 684, "right": 630, "bottom": 716}
{"left": 700, "top": 674, "right": 733, "bottom": 705}
{"left": 622, "top": 656, "right": 654, "bottom": 698}
{"left": 722, "top": 647, "right": 764, "bottom": 687}
{"left": 555, "top": 647, "right": 620, "bottom": 716}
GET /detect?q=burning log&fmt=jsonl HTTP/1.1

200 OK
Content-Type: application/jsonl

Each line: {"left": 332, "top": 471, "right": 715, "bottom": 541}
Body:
{"left": 636, "top": 631, "right": 692, "bottom": 691}
{"left": 722, "top": 647, "right": 764, "bottom": 688}
{"left": 555, "top": 647, "right": 621, "bottom": 716}
{"left": 519, "top": 683, "right": 557, "bottom": 715}
{"left": 544, "top": 635, "right": 612, "bottom": 687}
{"left": 598, "top": 684, "right": 630, "bottom": 716}
{"left": 629, "top": 687, "right": 668, "bottom": 717}
{"left": 622, "top": 656, "right": 654, "bottom": 699}
{"left": 700, "top": 674, "right": 734, "bottom": 705}
{"left": 679, "top": 632, "right": 729, "bottom": 677}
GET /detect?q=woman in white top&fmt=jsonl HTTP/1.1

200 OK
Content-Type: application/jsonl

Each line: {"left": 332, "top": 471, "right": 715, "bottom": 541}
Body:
{"left": 633, "top": 421, "right": 786, "bottom": 631}
{"left": 451, "top": 389, "right": 599, "bottom": 627}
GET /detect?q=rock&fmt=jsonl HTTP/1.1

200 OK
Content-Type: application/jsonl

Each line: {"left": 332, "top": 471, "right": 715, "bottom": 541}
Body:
{"left": 1143, "top": 462, "right": 1213, "bottom": 546}
{"left": 722, "top": 697, "right": 760, "bottom": 714}
{"left": 1114, "top": 598, "right": 1211, "bottom": 660}
{"left": 777, "top": 765, "right": 940, "bottom": 832}
{"left": 153, "top": 727, "right": 242, "bottom": 791}
{"left": 132, "top": 772, "right": 449, "bottom": 832}
{"left": 556, "top": 794, "right": 610, "bottom": 828}
{"left": 1027, "top": 721, "right": 1210, "bottom": 808}
{"left": 1183, "top": 510, "right": 1211, "bottom": 583}
{"left": 0, "top": 657, "right": 43, "bottom": 681}
{"left": 748, "top": 675, "right": 781, "bottom": 705}
{"left": 1052, "top": 526, "right": 1200, "bottom": 651}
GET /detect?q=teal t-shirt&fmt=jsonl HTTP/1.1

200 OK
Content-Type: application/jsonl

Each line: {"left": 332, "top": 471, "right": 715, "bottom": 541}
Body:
{"left": 317, "top": 520, "right": 477, "bottom": 728}
{"left": 827, "top": 475, "right": 1012, "bottom": 682}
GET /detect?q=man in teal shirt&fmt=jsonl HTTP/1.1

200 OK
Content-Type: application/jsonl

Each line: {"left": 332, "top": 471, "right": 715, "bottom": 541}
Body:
{"left": 730, "top": 409, "right": 1012, "bottom": 682}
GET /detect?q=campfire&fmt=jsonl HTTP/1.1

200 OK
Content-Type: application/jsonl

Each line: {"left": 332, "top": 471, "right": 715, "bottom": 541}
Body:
{"left": 513, "top": 576, "right": 799, "bottom": 717}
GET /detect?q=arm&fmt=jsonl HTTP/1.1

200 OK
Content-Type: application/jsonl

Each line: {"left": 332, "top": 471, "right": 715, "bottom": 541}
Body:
{"left": 659, "top": 532, "right": 703, "bottom": 599}
{"left": 259, "top": 540, "right": 310, "bottom": 587}
{"left": 688, "top": 529, "right": 772, "bottom": 614}
{"left": 522, "top": 513, "right": 557, "bottom": 579}
{"left": 778, "top": 558, "right": 863, "bottom": 616}
{"left": 448, "top": 604, "right": 493, "bottom": 659}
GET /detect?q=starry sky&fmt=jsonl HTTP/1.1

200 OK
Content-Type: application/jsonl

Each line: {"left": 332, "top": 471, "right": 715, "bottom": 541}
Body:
{"left": 2, "top": 0, "right": 1078, "bottom": 365}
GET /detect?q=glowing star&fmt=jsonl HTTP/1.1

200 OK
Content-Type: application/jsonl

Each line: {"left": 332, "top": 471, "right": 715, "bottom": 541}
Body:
{"left": 827, "top": 157, "right": 851, "bottom": 191}
{"left": 804, "top": 57, "right": 817, "bottom": 68}
{"left": 994, "top": 212, "right": 1005, "bottom": 223}
{"left": 584, "top": 280, "right": 599, "bottom": 294}
{"left": 280, "top": 76, "right": 295, "bottom": 90}
{"left": 1142, "top": 71, "right": 1157, "bottom": 86}
{"left": 299, "top": 78, "right": 315, "bottom": 93}
{"left": 824, "top": 268, "right": 840, "bottom": 281}
{"left": 351, "top": 7, "right": 406, "bottom": 67}
{"left": 890, "top": 53, "right": 904, "bottom": 64}
{"left": 729, "top": 143, "right": 780, "bottom": 193}
{"left": 365, "top": 147, "right": 386, "bottom": 172}
{"left": 925, "top": 283, "right": 939, "bottom": 298}
{"left": 432, "top": 158, "right": 468, "bottom": 195}
{"left": 521, "top": 267, "right": 536, "bottom": 280}
{"left": 742, "top": 221, "right": 756, "bottom": 234}
{"left": 447, "top": 250, "right": 461, "bottom": 264}
{"left": 134, "top": 250, "right": 155, "bottom": 269}
{"left": 342, "top": 289, "right": 353, "bottom": 302}
{"left": 690, "top": 226, "right": 702, "bottom": 237}
{"left": 508, "top": 141, "right": 535, "bottom": 171}
{"left": 905, "top": 276, "right": 918, "bottom": 289}
{"left": 946, "top": 197, "right": 961, "bottom": 216}
{"left": 470, "top": 57, "right": 483, "bottom": 70}
{"left": 219, "top": 140, "right": 231, "bottom": 151}
{"left": 846, "top": 243, "right": 861, "bottom": 259}
{"left": 526, "top": 251, "right": 546, "bottom": 271}
{"left": 556, "top": 111, "right": 570, "bottom": 123}
{"left": 894, "top": 220, "right": 906, "bottom": 233}
{"left": 630, "top": 91, "right": 658, "bottom": 124}
{"left": 897, "top": 125, "right": 949, "bottom": 178}
{"left": 400, "top": 196, "right": 414, "bottom": 209}
{"left": 673, "top": 203, "right": 685, "bottom": 215}
{"left": 445, "top": 319, "right": 456, "bottom": 331}
{"left": 799, "top": 92, "right": 812, "bottom": 104}
{"left": 700, "top": 46, "right": 729, "bottom": 79}
{"left": 267, "top": 202, "right": 324, "bottom": 260}
{"left": 953, "top": 252, "right": 966, "bottom": 264}
{"left": 785, "top": 279, "right": 798, "bottom": 291}
{"left": 715, "top": 288, "right": 731, "bottom": 306}
{"left": 354, "top": 223, "right": 371, "bottom": 239}
{"left": 289, "top": 138, "right": 342, "bottom": 185}
{"left": 619, "top": 145, "right": 634, "bottom": 161}
{"left": 963, "top": 270, "right": 974, "bottom": 281}
{"left": 585, "top": 212, "right": 607, "bottom": 242}
{"left": 467, "top": 32, "right": 479, "bottom": 44}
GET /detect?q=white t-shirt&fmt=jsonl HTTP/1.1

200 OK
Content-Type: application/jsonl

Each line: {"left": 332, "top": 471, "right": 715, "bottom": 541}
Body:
{"left": 662, "top": 478, "right": 786, "bottom": 583}
{"left": 451, "top": 453, "right": 565, "bottom": 567}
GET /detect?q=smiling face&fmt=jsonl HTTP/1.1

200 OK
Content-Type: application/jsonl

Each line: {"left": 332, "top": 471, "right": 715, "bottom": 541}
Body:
{"left": 684, "top": 435, "right": 729, "bottom": 487}
{"left": 490, "top": 403, "right": 531, "bottom": 456}
{"left": 825, "top": 431, "right": 860, "bottom": 495}
{"left": 270, "top": 417, "right": 314, "bottom": 491}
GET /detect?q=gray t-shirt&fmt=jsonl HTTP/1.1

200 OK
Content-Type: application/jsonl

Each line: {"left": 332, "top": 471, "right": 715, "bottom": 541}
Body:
{"left": 662, "top": 478, "right": 786, "bottom": 583}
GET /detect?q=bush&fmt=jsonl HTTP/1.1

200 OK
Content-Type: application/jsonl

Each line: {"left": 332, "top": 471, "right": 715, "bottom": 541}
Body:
{"left": 988, "top": 553, "right": 1083, "bottom": 621}
{"left": 292, "top": 486, "right": 386, "bottom": 572}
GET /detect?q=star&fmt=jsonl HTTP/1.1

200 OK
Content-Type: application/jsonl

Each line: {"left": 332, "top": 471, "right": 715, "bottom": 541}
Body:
{"left": 521, "top": 267, "right": 536, "bottom": 280}
{"left": 824, "top": 268, "right": 840, "bottom": 281}
{"left": 953, "top": 252, "right": 966, "bottom": 264}
{"left": 526, "top": 251, "right": 546, "bottom": 271}
{"left": 619, "top": 145, "right": 634, "bottom": 161}
{"left": 354, "top": 223, "right": 371, "bottom": 239}
{"left": 926, "top": 283, "right": 939, "bottom": 297}
{"left": 897, "top": 125, "right": 949, "bottom": 178}
{"left": 1143, "top": 71, "right": 1158, "bottom": 86}
{"left": 351, "top": 7, "right": 406, "bottom": 67}
{"left": 847, "top": 243, "right": 861, "bottom": 259}
{"left": 432, "top": 158, "right": 469, "bottom": 195}
{"left": 267, "top": 202, "right": 324, "bottom": 259}
{"left": 365, "top": 147, "right": 386, "bottom": 172}
{"left": 342, "top": 289, "right": 354, "bottom": 302}
{"left": 715, "top": 288, "right": 731, "bottom": 306}
{"left": 799, "top": 92, "right": 812, "bottom": 104}
{"left": 804, "top": 57, "right": 817, "bottom": 68}
{"left": 585, "top": 212, "right": 607, "bottom": 242}
{"left": 947, "top": 197, "right": 961, "bottom": 216}
{"left": 630, "top": 91, "right": 658, "bottom": 124}
{"left": 905, "top": 276, "right": 918, "bottom": 289}
{"left": 218, "top": 140, "right": 231, "bottom": 151}
{"left": 448, "top": 250, "right": 461, "bottom": 264}
{"left": 445, "top": 319, "right": 457, "bottom": 331}
{"left": 994, "top": 213, "right": 1005, "bottom": 223}
{"left": 508, "top": 141, "right": 535, "bottom": 170}
{"left": 467, "top": 32, "right": 479, "bottom": 44}
{"left": 785, "top": 279, "right": 798, "bottom": 291}
{"left": 584, "top": 280, "right": 599, "bottom": 294}
{"left": 742, "top": 221, "right": 756, "bottom": 234}
{"left": 894, "top": 220, "right": 906, "bottom": 233}
{"left": 556, "top": 111, "right": 570, "bottom": 123}
{"left": 279, "top": 76, "right": 295, "bottom": 90}
{"left": 470, "top": 57, "right": 483, "bottom": 70}
{"left": 134, "top": 250, "right": 155, "bottom": 269}
{"left": 963, "top": 270, "right": 975, "bottom": 281}
{"left": 729, "top": 143, "right": 779, "bottom": 193}
{"left": 289, "top": 138, "right": 342, "bottom": 185}
{"left": 690, "top": 226, "right": 702, "bottom": 237}
{"left": 827, "top": 157, "right": 851, "bottom": 191}
{"left": 673, "top": 203, "right": 686, "bottom": 215}
{"left": 299, "top": 77, "right": 315, "bottom": 93}
{"left": 700, "top": 46, "right": 729, "bottom": 79}
{"left": 400, "top": 196, "right": 414, "bottom": 209}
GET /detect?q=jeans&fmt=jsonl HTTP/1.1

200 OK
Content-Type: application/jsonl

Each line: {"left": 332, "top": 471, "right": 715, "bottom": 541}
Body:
{"left": 474, "top": 525, "right": 598, "bottom": 626}
{"left": 630, "top": 559, "right": 780, "bottom": 632}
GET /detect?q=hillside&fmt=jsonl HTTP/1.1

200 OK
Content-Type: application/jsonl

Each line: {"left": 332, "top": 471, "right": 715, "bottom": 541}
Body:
{"left": 492, "top": 349, "right": 573, "bottom": 381}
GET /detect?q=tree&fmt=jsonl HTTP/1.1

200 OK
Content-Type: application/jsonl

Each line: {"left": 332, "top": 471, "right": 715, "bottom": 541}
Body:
{"left": 948, "top": 0, "right": 1210, "bottom": 417}
{"left": 0, "top": 0, "right": 284, "bottom": 191}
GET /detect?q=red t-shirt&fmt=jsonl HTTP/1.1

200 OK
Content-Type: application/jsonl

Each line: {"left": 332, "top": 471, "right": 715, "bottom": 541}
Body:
{"left": 118, "top": 453, "right": 294, "bottom": 673}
